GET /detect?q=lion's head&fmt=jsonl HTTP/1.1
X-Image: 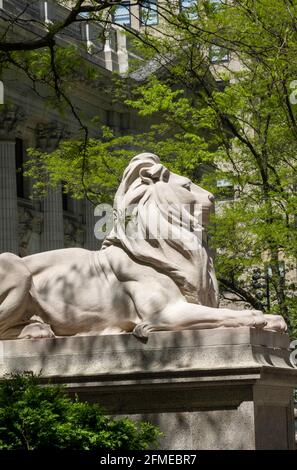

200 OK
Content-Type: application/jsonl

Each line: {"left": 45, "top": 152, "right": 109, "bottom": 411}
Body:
{"left": 102, "top": 153, "right": 219, "bottom": 307}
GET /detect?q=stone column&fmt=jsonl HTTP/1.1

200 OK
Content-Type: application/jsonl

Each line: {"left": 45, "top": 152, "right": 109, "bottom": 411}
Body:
{"left": 0, "top": 106, "right": 25, "bottom": 254}
{"left": 41, "top": 185, "right": 64, "bottom": 251}
{"left": 104, "top": 43, "right": 113, "bottom": 71}
{"left": 117, "top": 29, "right": 129, "bottom": 74}
{"left": 36, "top": 122, "right": 67, "bottom": 251}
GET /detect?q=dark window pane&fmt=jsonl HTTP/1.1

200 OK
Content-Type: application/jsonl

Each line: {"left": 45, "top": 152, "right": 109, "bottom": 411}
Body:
{"left": 216, "top": 179, "right": 234, "bottom": 200}
{"left": 15, "top": 138, "right": 24, "bottom": 198}
{"left": 62, "top": 183, "right": 68, "bottom": 212}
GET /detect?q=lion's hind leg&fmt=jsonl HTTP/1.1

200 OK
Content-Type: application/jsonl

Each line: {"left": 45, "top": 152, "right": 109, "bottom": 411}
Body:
{"left": 0, "top": 253, "right": 54, "bottom": 340}
{"left": 0, "top": 253, "right": 32, "bottom": 335}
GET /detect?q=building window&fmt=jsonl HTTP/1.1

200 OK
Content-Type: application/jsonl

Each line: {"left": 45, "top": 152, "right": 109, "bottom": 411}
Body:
{"left": 62, "top": 183, "right": 73, "bottom": 213}
{"left": 180, "top": 0, "right": 198, "bottom": 19}
{"left": 119, "top": 113, "right": 130, "bottom": 130}
{"left": 15, "top": 138, "right": 25, "bottom": 199}
{"left": 79, "top": 11, "right": 90, "bottom": 19}
{"left": 113, "top": 2, "right": 131, "bottom": 26}
{"left": 210, "top": 44, "right": 229, "bottom": 63}
{"left": 106, "top": 110, "right": 115, "bottom": 128}
{"left": 62, "top": 192, "right": 69, "bottom": 212}
{"left": 209, "top": 0, "right": 222, "bottom": 11}
{"left": 216, "top": 179, "right": 234, "bottom": 200}
{"left": 140, "top": 0, "right": 158, "bottom": 26}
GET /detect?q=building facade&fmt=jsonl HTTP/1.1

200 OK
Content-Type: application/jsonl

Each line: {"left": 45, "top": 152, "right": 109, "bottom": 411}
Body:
{"left": 0, "top": 0, "right": 145, "bottom": 256}
{"left": 0, "top": 0, "right": 229, "bottom": 257}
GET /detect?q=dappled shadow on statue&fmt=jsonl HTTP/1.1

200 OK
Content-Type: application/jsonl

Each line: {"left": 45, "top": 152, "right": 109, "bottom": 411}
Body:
{"left": 0, "top": 152, "right": 287, "bottom": 341}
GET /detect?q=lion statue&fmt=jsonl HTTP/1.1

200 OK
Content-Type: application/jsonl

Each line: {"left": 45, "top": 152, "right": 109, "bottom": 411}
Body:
{"left": 0, "top": 153, "right": 287, "bottom": 340}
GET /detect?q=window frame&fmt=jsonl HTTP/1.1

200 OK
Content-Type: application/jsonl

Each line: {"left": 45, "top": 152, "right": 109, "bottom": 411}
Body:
{"left": 139, "top": 0, "right": 158, "bottom": 27}
{"left": 179, "top": 0, "right": 198, "bottom": 19}
{"left": 112, "top": 2, "right": 131, "bottom": 27}
{"left": 209, "top": 44, "right": 230, "bottom": 64}
{"left": 15, "top": 138, "right": 25, "bottom": 199}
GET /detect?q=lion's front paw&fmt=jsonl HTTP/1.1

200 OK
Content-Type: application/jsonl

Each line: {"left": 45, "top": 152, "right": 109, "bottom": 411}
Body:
{"left": 249, "top": 310, "right": 268, "bottom": 328}
{"left": 18, "top": 322, "right": 55, "bottom": 339}
{"left": 263, "top": 314, "right": 287, "bottom": 333}
{"left": 132, "top": 322, "right": 152, "bottom": 340}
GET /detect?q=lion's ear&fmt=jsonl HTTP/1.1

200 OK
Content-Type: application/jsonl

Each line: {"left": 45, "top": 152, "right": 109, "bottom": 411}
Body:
{"left": 140, "top": 164, "right": 170, "bottom": 184}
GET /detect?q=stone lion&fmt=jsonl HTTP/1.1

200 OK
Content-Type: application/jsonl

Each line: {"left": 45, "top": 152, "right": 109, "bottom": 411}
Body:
{"left": 0, "top": 153, "right": 286, "bottom": 340}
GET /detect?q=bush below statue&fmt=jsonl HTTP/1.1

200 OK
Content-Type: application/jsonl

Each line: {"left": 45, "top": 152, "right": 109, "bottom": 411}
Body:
{"left": 0, "top": 373, "right": 161, "bottom": 450}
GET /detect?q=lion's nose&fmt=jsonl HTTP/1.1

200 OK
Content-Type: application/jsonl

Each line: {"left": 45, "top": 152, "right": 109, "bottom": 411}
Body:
{"left": 201, "top": 193, "right": 214, "bottom": 207}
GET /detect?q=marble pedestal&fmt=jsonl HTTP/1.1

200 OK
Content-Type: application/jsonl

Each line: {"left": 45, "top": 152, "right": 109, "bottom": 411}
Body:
{"left": 0, "top": 328, "right": 296, "bottom": 450}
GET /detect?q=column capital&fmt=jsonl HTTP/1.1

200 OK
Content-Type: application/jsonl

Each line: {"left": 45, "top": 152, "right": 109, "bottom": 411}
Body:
{"left": 0, "top": 105, "right": 26, "bottom": 140}
{"left": 35, "top": 121, "right": 69, "bottom": 152}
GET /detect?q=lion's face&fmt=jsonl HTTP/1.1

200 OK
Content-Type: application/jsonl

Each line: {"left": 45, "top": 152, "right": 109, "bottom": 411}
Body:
{"left": 103, "top": 153, "right": 219, "bottom": 307}
{"left": 111, "top": 153, "right": 215, "bottom": 233}
{"left": 167, "top": 172, "right": 215, "bottom": 227}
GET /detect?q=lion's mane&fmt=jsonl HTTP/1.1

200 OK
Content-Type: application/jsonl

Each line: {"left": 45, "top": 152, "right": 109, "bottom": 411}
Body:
{"left": 102, "top": 153, "right": 219, "bottom": 307}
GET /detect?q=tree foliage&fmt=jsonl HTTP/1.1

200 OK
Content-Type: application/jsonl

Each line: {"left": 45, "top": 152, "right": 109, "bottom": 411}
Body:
{"left": 26, "top": 123, "right": 211, "bottom": 202}
{"left": 0, "top": 373, "right": 161, "bottom": 450}
{"left": 122, "top": 0, "right": 297, "bottom": 335}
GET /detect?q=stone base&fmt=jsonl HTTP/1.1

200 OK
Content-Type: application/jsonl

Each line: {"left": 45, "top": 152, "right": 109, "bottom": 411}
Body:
{"left": 0, "top": 328, "right": 296, "bottom": 449}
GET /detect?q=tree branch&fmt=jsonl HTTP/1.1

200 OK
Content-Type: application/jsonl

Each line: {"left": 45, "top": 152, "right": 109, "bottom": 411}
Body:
{"left": 218, "top": 277, "right": 265, "bottom": 311}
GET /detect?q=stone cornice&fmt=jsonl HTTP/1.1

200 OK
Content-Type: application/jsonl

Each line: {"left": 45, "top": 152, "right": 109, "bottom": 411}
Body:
{"left": 0, "top": 328, "right": 296, "bottom": 381}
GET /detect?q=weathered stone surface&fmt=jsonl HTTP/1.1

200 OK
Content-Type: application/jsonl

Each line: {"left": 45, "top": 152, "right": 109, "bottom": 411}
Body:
{"left": 0, "top": 328, "right": 296, "bottom": 449}
{"left": 0, "top": 327, "right": 293, "bottom": 377}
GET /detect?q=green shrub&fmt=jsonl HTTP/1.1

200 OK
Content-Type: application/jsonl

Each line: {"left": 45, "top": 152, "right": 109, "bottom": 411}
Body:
{"left": 0, "top": 373, "right": 162, "bottom": 450}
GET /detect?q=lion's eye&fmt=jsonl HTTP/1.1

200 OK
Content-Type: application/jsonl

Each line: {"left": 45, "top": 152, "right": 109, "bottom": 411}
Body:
{"left": 183, "top": 182, "right": 191, "bottom": 191}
